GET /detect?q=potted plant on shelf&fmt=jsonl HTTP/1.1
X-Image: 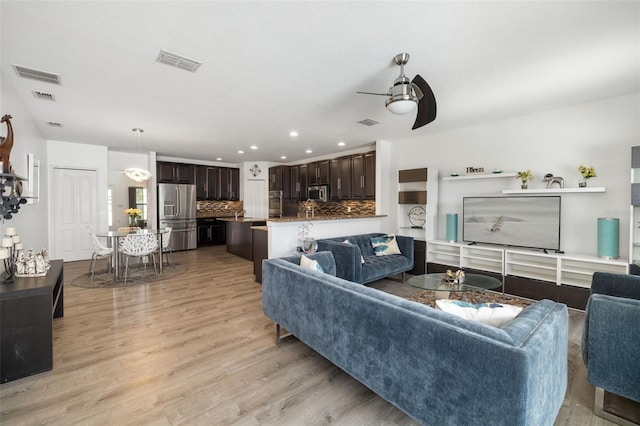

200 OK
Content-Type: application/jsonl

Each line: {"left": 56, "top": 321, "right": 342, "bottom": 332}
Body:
{"left": 517, "top": 170, "right": 533, "bottom": 189}
{"left": 578, "top": 165, "right": 596, "bottom": 187}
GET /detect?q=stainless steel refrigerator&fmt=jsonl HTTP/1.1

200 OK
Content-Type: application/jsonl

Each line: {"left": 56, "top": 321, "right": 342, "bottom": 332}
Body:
{"left": 158, "top": 183, "right": 197, "bottom": 251}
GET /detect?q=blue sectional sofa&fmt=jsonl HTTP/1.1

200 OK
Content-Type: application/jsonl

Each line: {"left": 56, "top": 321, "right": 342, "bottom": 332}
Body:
{"left": 316, "top": 233, "right": 413, "bottom": 284}
{"left": 262, "top": 251, "right": 568, "bottom": 426}
{"left": 582, "top": 272, "right": 640, "bottom": 423}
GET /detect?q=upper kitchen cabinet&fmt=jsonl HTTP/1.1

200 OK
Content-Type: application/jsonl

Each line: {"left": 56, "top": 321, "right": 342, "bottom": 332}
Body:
{"left": 329, "top": 156, "right": 352, "bottom": 200}
{"left": 219, "top": 167, "right": 240, "bottom": 201}
{"left": 290, "top": 164, "right": 308, "bottom": 200}
{"left": 351, "top": 151, "right": 375, "bottom": 199}
{"left": 195, "top": 166, "right": 221, "bottom": 200}
{"left": 268, "top": 166, "right": 290, "bottom": 194}
{"left": 309, "top": 160, "right": 330, "bottom": 185}
{"left": 157, "top": 162, "right": 195, "bottom": 184}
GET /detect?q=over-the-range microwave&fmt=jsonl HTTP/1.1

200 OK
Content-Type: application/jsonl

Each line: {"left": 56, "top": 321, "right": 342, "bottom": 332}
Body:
{"left": 307, "top": 185, "right": 328, "bottom": 202}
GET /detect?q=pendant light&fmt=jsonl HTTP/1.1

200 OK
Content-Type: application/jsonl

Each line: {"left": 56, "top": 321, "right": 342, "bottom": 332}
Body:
{"left": 124, "top": 128, "right": 151, "bottom": 182}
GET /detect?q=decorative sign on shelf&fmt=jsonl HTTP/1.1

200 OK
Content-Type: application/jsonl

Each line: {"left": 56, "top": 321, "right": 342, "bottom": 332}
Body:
{"left": 466, "top": 166, "right": 485, "bottom": 174}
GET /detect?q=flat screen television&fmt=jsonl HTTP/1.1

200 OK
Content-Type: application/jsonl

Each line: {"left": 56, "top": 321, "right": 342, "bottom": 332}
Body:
{"left": 462, "top": 196, "right": 561, "bottom": 251}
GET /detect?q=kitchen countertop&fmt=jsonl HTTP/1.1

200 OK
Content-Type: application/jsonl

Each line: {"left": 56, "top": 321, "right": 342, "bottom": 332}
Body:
{"left": 251, "top": 225, "right": 268, "bottom": 231}
{"left": 219, "top": 215, "right": 385, "bottom": 223}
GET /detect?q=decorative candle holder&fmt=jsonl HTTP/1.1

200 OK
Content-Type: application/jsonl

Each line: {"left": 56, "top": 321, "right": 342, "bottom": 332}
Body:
{"left": 0, "top": 227, "right": 22, "bottom": 284}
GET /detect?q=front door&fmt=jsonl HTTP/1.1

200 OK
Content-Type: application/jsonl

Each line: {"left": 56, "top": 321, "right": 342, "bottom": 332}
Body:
{"left": 52, "top": 167, "right": 97, "bottom": 261}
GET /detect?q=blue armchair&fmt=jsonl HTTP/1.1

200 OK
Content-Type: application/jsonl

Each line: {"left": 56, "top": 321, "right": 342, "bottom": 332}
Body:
{"left": 582, "top": 272, "right": 640, "bottom": 424}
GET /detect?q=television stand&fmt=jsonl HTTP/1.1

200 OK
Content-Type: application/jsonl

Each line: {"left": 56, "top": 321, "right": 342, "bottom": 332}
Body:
{"left": 425, "top": 240, "right": 628, "bottom": 310}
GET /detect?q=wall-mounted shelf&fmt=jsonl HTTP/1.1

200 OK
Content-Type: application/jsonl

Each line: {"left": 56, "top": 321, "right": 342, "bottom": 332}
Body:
{"left": 502, "top": 187, "right": 606, "bottom": 194}
{"left": 442, "top": 172, "right": 518, "bottom": 181}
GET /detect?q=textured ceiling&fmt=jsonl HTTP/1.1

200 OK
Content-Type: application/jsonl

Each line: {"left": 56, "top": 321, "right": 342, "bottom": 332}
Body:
{"left": 1, "top": 1, "right": 638, "bottom": 164}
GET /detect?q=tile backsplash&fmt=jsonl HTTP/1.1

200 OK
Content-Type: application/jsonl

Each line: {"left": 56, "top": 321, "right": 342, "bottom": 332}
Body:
{"left": 297, "top": 200, "right": 376, "bottom": 217}
{"left": 197, "top": 200, "right": 244, "bottom": 218}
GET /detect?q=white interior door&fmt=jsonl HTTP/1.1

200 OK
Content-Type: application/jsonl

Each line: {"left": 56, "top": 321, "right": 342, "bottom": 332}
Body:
{"left": 52, "top": 167, "right": 98, "bottom": 261}
{"left": 245, "top": 179, "right": 268, "bottom": 218}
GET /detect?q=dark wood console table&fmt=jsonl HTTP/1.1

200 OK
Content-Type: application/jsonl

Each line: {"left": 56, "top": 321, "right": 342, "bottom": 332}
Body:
{"left": 1, "top": 259, "right": 64, "bottom": 383}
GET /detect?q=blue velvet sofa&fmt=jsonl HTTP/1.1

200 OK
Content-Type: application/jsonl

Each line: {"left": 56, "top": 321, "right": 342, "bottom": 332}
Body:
{"left": 316, "top": 233, "right": 413, "bottom": 284}
{"left": 262, "top": 251, "right": 568, "bottom": 426}
{"left": 582, "top": 272, "right": 640, "bottom": 423}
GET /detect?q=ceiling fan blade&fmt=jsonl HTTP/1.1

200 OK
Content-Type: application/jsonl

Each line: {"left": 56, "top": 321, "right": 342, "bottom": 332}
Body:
{"left": 356, "top": 91, "right": 392, "bottom": 97}
{"left": 411, "top": 74, "right": 437, "bottom": 130}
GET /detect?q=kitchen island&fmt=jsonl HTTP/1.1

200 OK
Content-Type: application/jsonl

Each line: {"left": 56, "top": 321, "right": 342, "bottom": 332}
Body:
{"left": 218, "top": 217, "right": 267, "bottom": 260}
{"left": 266, "top": 215, "right": 388, "bottom": 258}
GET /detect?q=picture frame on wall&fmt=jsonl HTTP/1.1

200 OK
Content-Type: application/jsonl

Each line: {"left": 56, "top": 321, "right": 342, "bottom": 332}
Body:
{"left": 26, "top": 153, "right": 39, "bottom": 204}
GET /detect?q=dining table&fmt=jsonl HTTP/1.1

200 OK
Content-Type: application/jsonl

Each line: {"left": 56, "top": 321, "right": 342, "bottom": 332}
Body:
{"left": 95, "top": 228, "right": 169, "bottom": 282}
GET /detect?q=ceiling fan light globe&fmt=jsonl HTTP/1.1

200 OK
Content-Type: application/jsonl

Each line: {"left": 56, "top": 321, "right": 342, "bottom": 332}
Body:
{"left": 386, "top": 98, "right": 417, "bottom": 115}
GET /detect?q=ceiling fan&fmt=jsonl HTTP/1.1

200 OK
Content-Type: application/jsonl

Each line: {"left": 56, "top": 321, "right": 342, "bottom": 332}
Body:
{"left": 357, "top": 53, "right": 437, "bottom": 130}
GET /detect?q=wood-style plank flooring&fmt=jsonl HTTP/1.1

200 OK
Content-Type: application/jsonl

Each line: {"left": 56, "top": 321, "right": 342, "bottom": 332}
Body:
{"left": 0, "top": 246, "right": 618, "bottom": 425}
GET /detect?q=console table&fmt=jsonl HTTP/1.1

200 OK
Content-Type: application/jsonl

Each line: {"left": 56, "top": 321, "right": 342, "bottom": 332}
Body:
{"left": 0, "top": 259, "right": 64, "bottom": 383}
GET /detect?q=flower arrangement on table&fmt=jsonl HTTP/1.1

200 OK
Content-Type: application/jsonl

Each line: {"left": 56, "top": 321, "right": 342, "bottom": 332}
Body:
{"left": 442, "top": 269, "right": 465, "bottom": 285}
{"left": 516, "top": 170, "right": 533, "bottom": 188}
{"left": 124, "top": 208, "right": 142, "bottom": 227}
{"left": 578, "top": 165, "right": 596, "bottom": 187}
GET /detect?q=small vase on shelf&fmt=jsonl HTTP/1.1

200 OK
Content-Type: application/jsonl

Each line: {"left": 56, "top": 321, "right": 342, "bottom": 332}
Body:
{"left": 521, "top": 183, "right": 528, "bottom": 189}
{"left": 578, "top": 179, "right": 587, "bottom": 188}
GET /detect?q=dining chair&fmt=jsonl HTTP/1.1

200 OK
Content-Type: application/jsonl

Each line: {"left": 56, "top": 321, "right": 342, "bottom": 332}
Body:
{"left": 118, "top": 233, "right": 158, "bottom": 285}
{"left": 161, "top": 227, "right": 174, "bottom": 268}
{"left": 89, "top": 233, "right": 113, "bottom": 284}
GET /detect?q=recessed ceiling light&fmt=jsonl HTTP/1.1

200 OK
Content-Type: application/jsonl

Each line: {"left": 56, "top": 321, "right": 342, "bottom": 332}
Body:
{"left": 305, "top": 149, "right": 313, "bottom": 154}
{"left": 280, "top": 156, "right": 287, "bottom": 160}
{"left": 216, "top": 157, "right": 222, "bottom": 161}
{"left": 238, "top": 150, "right": 244, "bottom": 154}
{"left": 337, "top": 141, "right": 346, "bottom": 147}
{"left": 289, "top": 131, "right": 298, "bottom": 137}
{"left": 250, "top": 145, "right": 258, "bottom": 150}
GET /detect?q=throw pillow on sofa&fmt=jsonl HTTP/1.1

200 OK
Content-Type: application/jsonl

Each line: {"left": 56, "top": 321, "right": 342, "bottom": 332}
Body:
{"left": 435, "top": 299, "right": 522, "bottom": 327}
{"left": 371, "top": 234, "right": 401, "bottom": 256}
{"left": 300, "top": 254, "right": 324, "bottom": 273}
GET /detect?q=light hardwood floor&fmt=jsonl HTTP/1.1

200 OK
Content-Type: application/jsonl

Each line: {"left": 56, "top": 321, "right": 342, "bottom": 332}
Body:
{"left": 0, "top": 246, "right": 618, "bottom": 425}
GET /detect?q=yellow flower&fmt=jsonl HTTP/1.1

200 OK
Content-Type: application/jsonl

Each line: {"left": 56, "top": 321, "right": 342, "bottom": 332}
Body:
{"left": 516, "top": 169, "right": 533, "bottom": 183}
{"left": 124, "top": 208, "right": 142, "bottom": 218}
{"left": 578, "top": 165, "right": 597, "bottom": 179}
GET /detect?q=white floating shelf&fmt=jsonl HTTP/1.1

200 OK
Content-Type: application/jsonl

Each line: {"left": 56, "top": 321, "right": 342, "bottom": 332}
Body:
{"left": 442, "top": 172, "right": 518, "bottom": 181}
{"left": 502, "top": 187, "right": 606, "bottom": 194}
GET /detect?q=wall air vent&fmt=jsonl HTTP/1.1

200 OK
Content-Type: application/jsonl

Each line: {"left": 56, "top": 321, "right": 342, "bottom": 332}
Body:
{"left": 156, "top": 49, "right": 202, "bottom": 73}
{"left": 357, "top": 119, "right": 380, "bottom": 126}
{"left": 32, "top": 91, "right": 56, "bottom": 101}
{"left": 13, "top": 65, "right": 61, "bottom": 85}
{"left": 46, "top": 122, "right": 63, "bottom": 127}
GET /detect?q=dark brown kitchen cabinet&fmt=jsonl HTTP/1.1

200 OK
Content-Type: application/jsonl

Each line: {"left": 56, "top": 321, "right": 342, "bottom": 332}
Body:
{"left": 219, "top": 167, "right": 240, "bottom": 201}
{"left": 197, "top": 218, "right": 226, "bottom": 246}
{"left": 157, "top": 162, "right": 195, "bottom": 184}
{"left": 195, "top": 166, "right": 222, "bottom": 200}
{"left": 308, "top": 160, "right": 329, "bottom": 185}
{"left": 290, "top": 164, "right": 308, "bottom": 200}
{"left": 268, "top": 166, "right": 290, "bottom": 194}
{"left": 351, "top": 151, "right": 375, "bottom": 199}
{"left": 329, "top": 156, "right": 352, "bottom": 200}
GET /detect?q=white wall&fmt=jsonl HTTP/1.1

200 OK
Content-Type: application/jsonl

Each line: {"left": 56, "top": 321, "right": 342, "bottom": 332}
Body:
{"left": 388, "top": 93, "right": 639, "bottom": 258}
{"left": 0, "top": 82, "right": 49, "bottom": 252}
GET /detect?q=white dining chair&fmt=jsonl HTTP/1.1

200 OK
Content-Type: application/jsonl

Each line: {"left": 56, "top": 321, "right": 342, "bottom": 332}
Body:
{"left": 118, "top": 233, "right": 158, "bottom": 285}
{"left": 161, "top": 227, "right": 174, "bottom": 268}
{"left": 89, "top": 233, "right": 113, "bottom": 284}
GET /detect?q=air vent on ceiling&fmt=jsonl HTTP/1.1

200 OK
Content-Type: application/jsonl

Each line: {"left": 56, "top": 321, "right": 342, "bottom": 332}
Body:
{"left": 32, "top": 91, "right": 56, "bottom": 101}
{"left": 46, "top": 122, "right": 63, "bottom": 127}
{"left": 156, "top": 49, "right": 202, "bottom": 73}
{"left": 357, "top": 118, "right": 380, "bottom": 126}
{"left": 13, "top": 65, "right": 61, "bottom": 85}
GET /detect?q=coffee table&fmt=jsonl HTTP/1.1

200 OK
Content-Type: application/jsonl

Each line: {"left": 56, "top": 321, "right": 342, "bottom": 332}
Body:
{"left": 407, "top": 273, "right": 502, "bottom": 299}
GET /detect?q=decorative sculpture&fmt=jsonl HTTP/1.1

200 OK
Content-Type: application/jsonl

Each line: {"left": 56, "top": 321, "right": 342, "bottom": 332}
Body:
{"left": 0, "top": 114, "right": 14, "bottom": 174}
{"left": 542, "top": 173, "right": 564, "bottom": 189}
